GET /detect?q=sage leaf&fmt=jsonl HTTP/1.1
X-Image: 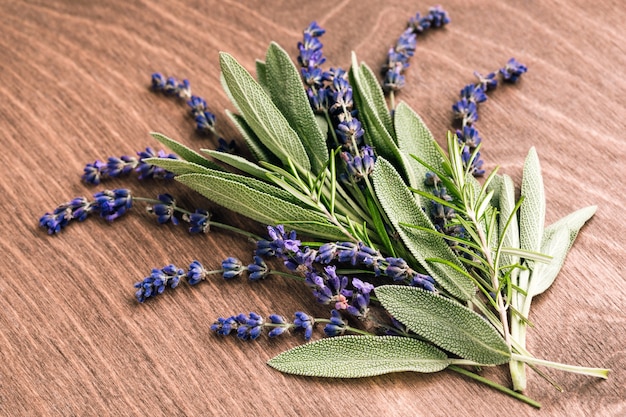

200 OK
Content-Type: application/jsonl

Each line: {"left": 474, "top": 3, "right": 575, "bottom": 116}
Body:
{"left": 265, "top": 42, "right": 328, "bottom": 174}
{"left": 519, "top": 147, "right": 545, "bottom": 256}
{"left": 372, "top": 158, "right": 475, "bottom": 301}
{"left": 350, "top": 53, "right": 401, "bottom": 167}
{"left": 255, "top": 59, "right": 268, "bottom": 92}
{"left": 202, "top": 149, "right": 270, "bottom": 180}
{"left": 527, "top": 205, "right": 596, "bottom": 297}
{"left": 146, "top": 158, "right": 303, "bottom": 205}
{"left": 394, "top": 102, "right": 444, "bottom": 192}
{"left": 268, "top": 335, "right": 450, "bottom": 378}
{"left": 226, "top": 110, "right": 278, "bottom": 164}
{"left": 495, "top": 174, "right": 520, "bottom": 269}
{"left": 150, "top": 132, "right": 223, "bottom": 171}
{"left": 176, "top": 173, "right": 346, "bottom": 241}
{"left": 359, "top": 62, "right": 394, "bottom": 135}
{"left": 220, "top": 52, "right": 311, "bottom": 171}
{"left": 375, "top": 286, "right": 511, "bottom": 365}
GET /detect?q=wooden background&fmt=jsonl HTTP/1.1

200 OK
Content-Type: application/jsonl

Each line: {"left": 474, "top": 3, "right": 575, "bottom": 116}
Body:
{"left": 1, "top": 0, "right": 625, "bottom": 415}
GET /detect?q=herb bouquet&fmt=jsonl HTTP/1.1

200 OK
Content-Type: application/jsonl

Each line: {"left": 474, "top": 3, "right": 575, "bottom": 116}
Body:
{"left": 39, "top": 8, "right": 609, "bottom": 408}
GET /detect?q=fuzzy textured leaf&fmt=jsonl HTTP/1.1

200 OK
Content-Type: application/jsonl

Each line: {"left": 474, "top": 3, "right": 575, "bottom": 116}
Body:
{"left": 220, "top": 52, "right": 311, "bottom": 171}
{"left": 176, "top": 173, "right": 346, "bottom": 240}
{"left": 202, "top": 149, "right": 270, "bottom": 180}
{"left": 528, "top": 205, "right": 596, "bottom": 297}
{"left": 519, "top": 147, "right": 545, "bottom": 255}
{"left": 497, "top": 174, "right": 520, "bottom": 268}
{"left": 255, "top": 59, "right": 268, "bottom": 92}
{"left": 226, "top": 110, "right": 277, "bottom": 164}
{"left": 350, "top": 53, "right": 401, "bottom": 167}
{"left": 150, "top": 132, "right": 223, "bottom": 171}
{"left": 372, "top": 158, "right": 475, "bottom": 300}
{"left": 268, "top": 335, "right": 450, "bottom": 378}
{"left": 394, "top": 102, "right": 444, "bottom": 192}
{"left": 147, "top": 158, "right": 303, "bottom": 206}
{"left": 265, "top": 42, "right": 328, "bottom": 174}
{"left": 359, "top": 62, "right": 394, "bottom": 135}
{"left": 376, "top": 286, "right": 510, "bottom": 365}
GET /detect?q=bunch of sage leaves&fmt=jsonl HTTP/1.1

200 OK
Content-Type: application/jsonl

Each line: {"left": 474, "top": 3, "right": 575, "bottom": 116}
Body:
{"left": 146, "top": 42, "right": 609, "bottom": 408}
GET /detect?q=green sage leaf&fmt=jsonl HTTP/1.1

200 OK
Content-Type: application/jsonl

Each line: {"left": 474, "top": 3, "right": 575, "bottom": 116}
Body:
{"left": 176, "top": 173, "right": 346, "bottom": 240}
{"left": 226, "top": 110, "right": 278, "bottom": 164}
{"left": 146, "top": 158, "right": 303, "bottom": 205}
{"left": 265, "top": 42, "right": 328, "bottom": 174}
{"left": 372, "top": 158, "right": 475, "bottom": 300}
{"left": 150, "top": 132, "right": 223, "bottom": 171}
{"left": 202, "top": 149, "right": 270, "bottom": 180}
{"left": 268, "top": 335, "right": 450, "bottom": 378}
{"left": 495, "top": 174, "right": 520, "bottom": 269}
{"left": 375, "top": 286, "right": 510, "bottom": 365}
{"left": 519, "top": 147, "right": 545, "bottom": 256}
{"left": 528, "top": 205, "right": 596, "bottom": 297}
{"left": 350, "top": 53, "right": 401, "bottom": 167}
{"left": 220, "top": 52, "right": 311, "bottom": 171}
{"left": 394, "top": 102, "right": 444, "bottom": 192}
{"left": 359, "top": 62, "right": 394, "bottom": 135}
{"left": 255, "top": 59, "right": 268, "bottom": 92}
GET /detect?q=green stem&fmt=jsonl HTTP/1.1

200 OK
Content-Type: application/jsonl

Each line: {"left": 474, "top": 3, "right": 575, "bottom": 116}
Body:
{"left": 449, "top": 365, "right": 541, "bottom": 408}
{"left": 511, "top": 353, "right": 610, "bottom": 379}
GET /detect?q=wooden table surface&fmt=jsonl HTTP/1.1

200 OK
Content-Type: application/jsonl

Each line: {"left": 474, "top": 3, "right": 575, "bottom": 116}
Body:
{"left": 1, "top": 1, "right": 625, "bottom": 416}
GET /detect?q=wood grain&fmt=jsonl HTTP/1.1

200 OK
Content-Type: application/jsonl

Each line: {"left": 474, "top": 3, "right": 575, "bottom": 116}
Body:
{"left": 1, "top": 0, "right": 625, "bottom": 415}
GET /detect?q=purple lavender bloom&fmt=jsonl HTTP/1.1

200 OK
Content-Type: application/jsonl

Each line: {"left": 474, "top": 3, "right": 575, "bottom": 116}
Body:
{"left": 247, "top": 256, "right": 269, "bottom": 281}
{"left": 106, "top": 155, "right": 138, "bottom": 178}
{"left": 136, "top": 148, "right": 179, "bottom": 180}
{"left": 410, "top": 273, "right": 437, "bottom": 292}
{"left": 211, "top": 316, "right": 239, "bottom": 336}
{"left": 184, "top": 209, "right": 211, "bottom": 234}
{"left": 92, "top": 189, "right": 132, "bottom": 222}
{"left": 335, "top": 118, "right": 364, "bottom": 148}
{"left": 194, "top": 111, "right": 217, "bottom": 135}
{"left": 500, "top": 58, "right": 528, "bottom": 83}
{"left": 150, "top": 72, "right": 166, "bottom": 91}
{"left": 384, "top": 257, "right": 412, "bottom": 281}
{"left": 474, "top": 71, "right": 498, "bottom": 91}
{"left": 284, "top": 246, "right": 318, "bottom": 271}
{"left": 186, "top": 260, "right": 208, "bottom": 285}
{"left": 408, "top": 12, "right": 432, "bottom": 33}
{"left": 341, "top": 146, "right": 376, "bottom": 181}
{"left": 346, "top": 278, "right": 374, "bottom": 318}
{"left": 452, "top": 98, "right": 478, "bottom": 126}
{"left": 316, "top": 242, "right": 338, "bottom": 264}
{"left": 187, "top": 95, "right": 207, "bottom": 114}
{"left": 146, "top": 193, "right": 179, "bottom": 225}
{"left": 236, "top": 312, "right": 264, "bottom": 340}
{"left": 267, "top": 314, "right": 289, "bottom": 338}
{"left": 39, "top": 196, "right": 95, "bottom": 234}
{"left": 383, "top": 63, "right": 406, "bottom": 92}
{"left": 163, "top": 76, "right": 191, "bottom": 99}
{"left": 456, "top": 125, "right": 482, "bottom": 149}
{"left": 293, "top": 311, "right": 314, "bottom": 340}
{"left": 323, "top": 310, "right": 347, "bottom": 337}
{"left": 460, "top": 84, "right": 487, "bottom": 104}
{"left": 263, "top": 225, "right": 301, "bottom": 258}
{"left": 133, "top": 264, "right": 185, "bottom": 302}
{"left": 303, "top": 21, "right": 326, "bottom": 37}
{"left": 427, "top": 5, "right": 451, "bottom": 28}
{"left": 222, "top": 257, "right": 244, "bottom": 280}
{"left": 82, "top": 160, "right": 107, "bottom": 185}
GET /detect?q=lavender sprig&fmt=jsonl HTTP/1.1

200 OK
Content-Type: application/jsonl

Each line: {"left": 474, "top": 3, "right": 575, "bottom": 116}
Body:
{"left": 82, "top": 147, "right": 179, "bottom": 185}
{"left": 211, "top": 310, "right": 367, "bottom": 341}
{"left": 382, "top": 6, "right": 451, "bottom": 108}
{"left": 450, "top": 58, "right": 527, "bottom": 176}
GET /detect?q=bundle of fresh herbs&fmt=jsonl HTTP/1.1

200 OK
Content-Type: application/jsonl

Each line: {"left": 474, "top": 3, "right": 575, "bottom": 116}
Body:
{"left": 39, "top": 8, "right": 609, "bottom": 408}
